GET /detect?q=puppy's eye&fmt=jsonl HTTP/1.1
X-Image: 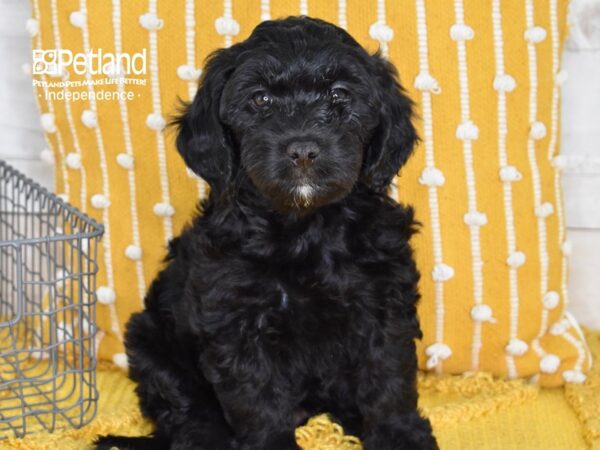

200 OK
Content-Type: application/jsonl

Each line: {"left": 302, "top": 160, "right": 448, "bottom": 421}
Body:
{"left": 329, "top": 87, "right": 349, "bottom": 103}
{"left": 252, "top": 92, "right": 272, "bottom": 108}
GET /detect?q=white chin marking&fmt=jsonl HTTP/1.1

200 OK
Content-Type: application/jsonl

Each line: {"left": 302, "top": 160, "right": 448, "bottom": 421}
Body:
{"left": 294, "top": 185, "right": 314, "bottom": 207}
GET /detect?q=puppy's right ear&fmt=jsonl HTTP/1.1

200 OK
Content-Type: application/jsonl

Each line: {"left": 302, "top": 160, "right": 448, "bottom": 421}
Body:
{"left": 175, "top": 47, "right": 239, "bottom": 196}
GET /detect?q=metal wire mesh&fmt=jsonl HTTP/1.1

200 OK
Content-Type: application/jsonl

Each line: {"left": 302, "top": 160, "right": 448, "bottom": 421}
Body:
{"left": 0, "top": 160, "right": 103, "bottom": 439}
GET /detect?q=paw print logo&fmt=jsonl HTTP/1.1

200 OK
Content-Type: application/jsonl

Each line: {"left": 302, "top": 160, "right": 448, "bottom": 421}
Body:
{"left": 32, "top": 49, "right": 59, "bottom": 76}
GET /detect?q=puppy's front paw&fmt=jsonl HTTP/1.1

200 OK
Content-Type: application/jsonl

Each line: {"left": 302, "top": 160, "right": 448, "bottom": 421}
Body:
{"left": 362, "top": 414, "right": 438, "bottom": 450}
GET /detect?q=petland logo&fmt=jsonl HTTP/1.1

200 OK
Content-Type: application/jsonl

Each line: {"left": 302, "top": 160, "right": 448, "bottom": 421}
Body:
{"left": 32, "top": 48, "right": 146, "bottom": 77}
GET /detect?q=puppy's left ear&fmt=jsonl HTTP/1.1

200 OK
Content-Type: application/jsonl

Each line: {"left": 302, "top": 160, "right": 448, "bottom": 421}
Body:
{"left": 361, "top": 54, "right": 418, "bottom": 193}
{"left": 174, "top": 46, "right": 240, "bottom": 197}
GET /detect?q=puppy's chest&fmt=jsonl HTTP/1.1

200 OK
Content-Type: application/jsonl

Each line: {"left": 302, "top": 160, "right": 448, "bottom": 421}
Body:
{"left": 203, "top": 249, "right": 389, "bottom": 343}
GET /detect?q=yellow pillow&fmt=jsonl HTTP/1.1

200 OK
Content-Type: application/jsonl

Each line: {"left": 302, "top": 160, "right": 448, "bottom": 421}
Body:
{"left": 31, "top": 0, "right": 591, "bottom": 386}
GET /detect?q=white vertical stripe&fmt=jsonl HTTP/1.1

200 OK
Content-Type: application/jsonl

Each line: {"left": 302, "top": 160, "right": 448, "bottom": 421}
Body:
{"left": 415, "top": 0, "right": 447, "bottom": 374}
{"left": 78, "top": 0, "right": 122, "bottom": 342}
{"left": 492, "top": 0, "right": 520, "bottom": 379}
{"left": 547, "top": 0, "right": 588, "bottom": 373}
{"left": 184, "top": 0, "right": 197, "bottom": 103}
{"left": 260, "top": 0, "right": 271, "bottom": 21}
{"left": 31, "top": 0, "right": 70, "bottom": 201}
{"left": 565, "top": 312, "right": 593, "bottom": 371}
{"left": 300, "top": 0, "right": 308, "bottom": 16}
{"left": 561, "top": 331, "right": 586, "bottom": 373}
{"left": 223, "top": 0, "right": 234, "bottom": 48}
{"left": 375, "top": 0, "right": 389, "bottom": 58}
{"left": 371, "top": 0, "right": 398, "bottom": 201}
{"left": 338, "top": 0, "right": 347, "bottom": 29}
{"left": 525, "top": 0, "right": 550, "bottom": 360}
{"left": 148, "top": 0, "right": 174, "bottom": 243}
{"left": 453, "top": 0, "right": 485, "bottom": 371}
{"left": 50, "top": 0, "right": 86, "bottom": 213}
{"left": 184, "top": 0, "right": 208, "bottom": 201}
{"left": 112, "top": 0, "right": 147, "bottom": 307}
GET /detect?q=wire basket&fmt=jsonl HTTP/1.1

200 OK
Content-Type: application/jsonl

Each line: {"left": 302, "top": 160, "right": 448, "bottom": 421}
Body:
{"left": 0, "top": 160, "right": 103, "bottom": 439}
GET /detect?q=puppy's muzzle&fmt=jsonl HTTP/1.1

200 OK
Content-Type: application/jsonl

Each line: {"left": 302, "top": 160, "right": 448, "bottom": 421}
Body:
{"left": 286, "top": 140, "right": 320, "bottom": 169}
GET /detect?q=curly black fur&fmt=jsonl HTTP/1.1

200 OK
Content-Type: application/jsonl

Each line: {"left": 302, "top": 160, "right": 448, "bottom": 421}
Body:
{"left": 95, "top": 16, "right": 437, "bottom": 450}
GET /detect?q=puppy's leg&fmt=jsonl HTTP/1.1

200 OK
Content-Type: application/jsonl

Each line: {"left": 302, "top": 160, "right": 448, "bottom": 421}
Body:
{"left": 206, "top": 348, "right": 301, "bottom": 450}
{"left": 212, "top": 384, "right": 301, "bottom": 450}
{"left": 357, "top": 338, "right": 438, "bottom": 450}
{"left": 125, "top": 311, "right": 234, "bottom": 450}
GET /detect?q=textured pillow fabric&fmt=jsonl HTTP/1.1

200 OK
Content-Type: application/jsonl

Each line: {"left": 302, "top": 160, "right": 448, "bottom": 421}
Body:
{"left": 30, "top": 0, "right": 591, "bottom": 386}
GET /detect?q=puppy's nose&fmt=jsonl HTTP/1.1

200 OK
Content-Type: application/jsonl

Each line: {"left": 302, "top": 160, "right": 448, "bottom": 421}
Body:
{"left": 286, "top": 141, "right": 320, "bottom": 168}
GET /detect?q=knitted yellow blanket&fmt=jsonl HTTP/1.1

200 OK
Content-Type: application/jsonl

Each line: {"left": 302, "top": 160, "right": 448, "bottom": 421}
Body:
{"left": 2, "top": 331, "right": 598, "bottom": 450}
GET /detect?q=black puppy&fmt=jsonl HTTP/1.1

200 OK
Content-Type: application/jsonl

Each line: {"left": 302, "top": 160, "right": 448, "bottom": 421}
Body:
{"left": 96, "top": 17, "right": 437, "bottom": 450}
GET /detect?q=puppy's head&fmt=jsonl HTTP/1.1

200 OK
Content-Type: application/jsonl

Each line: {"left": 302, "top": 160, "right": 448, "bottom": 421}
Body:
{"left": 176, "top": 17, "right": 416, "bottom": 212}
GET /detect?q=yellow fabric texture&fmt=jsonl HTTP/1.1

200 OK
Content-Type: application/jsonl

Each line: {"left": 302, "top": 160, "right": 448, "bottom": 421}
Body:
{"left": 30, "top": 0, "right": 591, "bottom": 386}
{"left": 2, "top": 329, "right": 599, "bottom": 449}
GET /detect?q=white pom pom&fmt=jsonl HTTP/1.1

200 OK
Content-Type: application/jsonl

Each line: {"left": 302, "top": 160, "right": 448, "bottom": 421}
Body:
{"left": 56, "top": 323, "right": 73, "bottom": 342}
{"left": 65, "top": 152, "right": 81, "bottom": 169}
{"left": 112, "top": 352, "right": 129, "bottom": 369}
{"left": 116, "top": 153, "right": 134, "bottom": 170}
{"left": 177, "top": 65, "right": 202, "bottom": 81}
{"left": 418, "top": 167, "right": 445, "bottom": 187}
{"left": 535, "top": 202, "right": 554, "bottom": 218}
{"left": 493, "top": 74, "right": 516, "bottom": 92}
{"left": 456, "top": 121, "right": 479, "bottom": 140}
{"left": 550, "top": 319, "right": 569, "bottom": 336}
{"left": 153, "top": 202, "right": 175, "bottom": 217}
{"left": 369, "top": 22, "right": 394, "bottom": 42}
{"left": 57, "top": 193, "right": 69, "bottom": 202}
{"left": 69, "top": 11, "right": 86, "bottom": 28}
{"left": 55, "top": 268, "right": 69, "bottom": 282}
{"left": 30, "top": 350, "right": 50, "bottom": 361}
{"left": 524, "top": 26, "right": 547, "bottom": 43}
{"left": 215, "top": 16, "right": 240, "bottom": 36}
{"left": 561, "top": 240, "right": 573, "bottom": 256}
{"left": 414, "top": 73, "right": 441, "bottom": 94}
{"left": 125, "top": 244, "right": 143, "bottom": 260}
{"left": 139, "top": 12, "right": 164, "bottom": 30}
{"left": 540, "top": 354, "right": 560, "bottom": 374}
{"left": 554, "top": 70, "right": 568, "bottom": 86}
{"left": 40, "top": 148, "right": 55, "bottom": 165}
{"left": 97, "top": 286, "right": 116, "bottom": 305}
{"left": 450, "top": 24, "right": 474, "bottom": 41}
{"left": 40, "top": 113, "right": 57, "bottom": 133}
{"left": 471, "top": 304, "right": 496, "bottom": 323}
{"left": 543, "top": 291, "right": 560, "bottom": 310}
{"left": 529, "top": 121, "right": 547, "bottom": 140}
{"left": 499, "top": 165, "right": 522, "bottom": 182}
{"left": 432, "top": 263, "right": 455, "bottom": 282}
{"left": 551, "top": 155, "right": 566, "bottom": 170}
{"left": 26, "top": 18, "right": 39, "bottom": 37}
{"left": 426, "top": 343, "right": 453, "bottom": 359}
{"left": 425, "top": 343, "right": 452, "bottom": 369}
{"left": 464, "top": 211, "right": 488, "bottom": 227}
{"left": 91, "top": 194, "right": 110, "bottom": 209}
{"left": 562, "top": 370, "right": 586, "bottom": 384}
{"left": 80, "top": 317, "right": 93, "bottom": 335}
{"left": 507, "top": 251, "right": 526, "bottom": 268}
{"left": 506, "top": 338, "right": 529, "bottom": 356}
{"left": 80, "top": 238, "right": 90, "bottom": 255}
{"left": 146, "top": 113, "right": 166, "bottom": 131}
{"left": 81, "top": 109, "right": 97, "bottom": 128}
